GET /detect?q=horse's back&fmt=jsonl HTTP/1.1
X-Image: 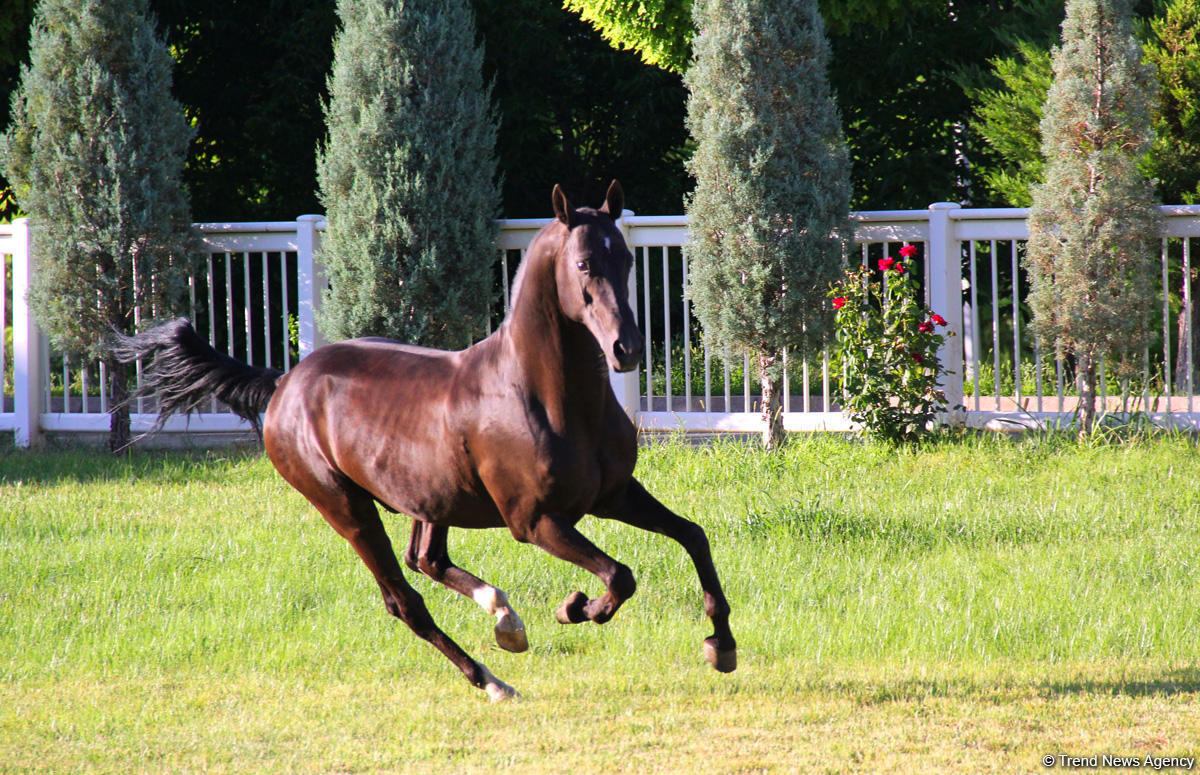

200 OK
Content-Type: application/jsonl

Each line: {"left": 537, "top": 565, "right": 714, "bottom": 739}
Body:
{"left": 271, "top": 337, "right": 460, "bottom": 409}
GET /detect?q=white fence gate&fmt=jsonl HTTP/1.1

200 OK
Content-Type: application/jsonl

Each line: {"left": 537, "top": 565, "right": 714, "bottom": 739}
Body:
{"left": 5, "top": 204, "right": 1200, "bottom": 446}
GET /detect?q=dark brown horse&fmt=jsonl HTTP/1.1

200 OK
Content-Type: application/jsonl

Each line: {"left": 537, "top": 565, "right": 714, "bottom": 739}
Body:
{"left": 115, "top": 181, "right": 736, "bottom": 700}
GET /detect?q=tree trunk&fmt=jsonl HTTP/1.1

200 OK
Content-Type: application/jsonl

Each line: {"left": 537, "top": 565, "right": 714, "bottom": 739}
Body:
{"left": 108, "top": 356, "right": 131, "bottom": 454}
{"left": 758, "top": 352, "right": 785, "bottom": 451}
{"left": 1076, "top": 353, "right": 1097, "bottom": 440}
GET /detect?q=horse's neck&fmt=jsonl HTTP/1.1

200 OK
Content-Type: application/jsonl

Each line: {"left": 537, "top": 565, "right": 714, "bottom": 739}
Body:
{"left": 502, "top": 247, "right": 609, "bottom": 428}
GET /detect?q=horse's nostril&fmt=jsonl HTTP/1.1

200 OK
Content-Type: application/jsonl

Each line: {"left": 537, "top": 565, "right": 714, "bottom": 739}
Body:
{"left": 613, "top": 338, "right": 643, "bottom": 368}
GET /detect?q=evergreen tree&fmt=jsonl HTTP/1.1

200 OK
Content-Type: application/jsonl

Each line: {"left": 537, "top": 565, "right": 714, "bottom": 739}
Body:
{"left": 1144, "top": 0, "right": 1200, "bottom": 390}
{"left": 316, "top": 0, "right": 500, "bottom": 348}
{"left": 0, "top": 0, "right": 36, "bottom": 220}
{"left": 0, "top": 0, "right": 196, "bottom": 451}
{"left": 1144, "top": 0, "right": 1200, "bottom": 206}
{"left": 685, "top": 0, "right": 852, "bottom": 450}
{"left": 967, "top": 41, "right": 1054, "bottom": 207}
{"left": 969, "top": 0, "right": 1200, "bottom": 208}
{"left": 1026, "top": 0, "right": 1161, "bottom": 436}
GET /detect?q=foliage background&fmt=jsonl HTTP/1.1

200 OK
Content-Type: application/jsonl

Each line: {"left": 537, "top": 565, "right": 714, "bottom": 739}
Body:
{"left": 0, "top": 0, "right": 693, "bottom": 220}
{"left": 1, "top": 0, "right": 1188, "bottom": 221}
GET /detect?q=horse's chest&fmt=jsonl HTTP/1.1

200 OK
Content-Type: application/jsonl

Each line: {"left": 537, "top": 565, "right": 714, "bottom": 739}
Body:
{"left": 539, "top": 425, "right": 636, "bottom": 508}
{"left": 472, "top": 426, "right": 632, "bottom": 520}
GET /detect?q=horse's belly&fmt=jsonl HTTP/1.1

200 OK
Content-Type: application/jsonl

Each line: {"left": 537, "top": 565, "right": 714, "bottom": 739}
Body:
{"left": 384, "top": 477, "right": 506, "bottom": 530}
{"left": 337, "top": 442, "right": 504, "bottom": 529}
{"left": 413, "top": 492, "right": 506, "bottom": 529}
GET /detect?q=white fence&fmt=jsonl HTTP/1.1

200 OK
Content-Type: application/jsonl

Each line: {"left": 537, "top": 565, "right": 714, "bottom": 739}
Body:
{"left": 5, "top": 204, "right": 1200, "bottom": 446}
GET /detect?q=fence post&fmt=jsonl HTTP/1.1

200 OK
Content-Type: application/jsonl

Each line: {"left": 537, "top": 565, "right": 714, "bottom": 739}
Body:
{"left": 611, "top": 209, "right": 641, "bottom": 421}
{"left": 295, "top": 214, "right": 327, "bottom": 360}
{"left": 11, "top": 218, "right": 43, "bottom": 447}
{"left": 928, "top": 202, "right": 965, "bottom": 423}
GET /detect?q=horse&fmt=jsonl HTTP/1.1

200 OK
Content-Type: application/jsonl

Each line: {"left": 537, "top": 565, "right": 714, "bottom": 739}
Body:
{"left": 113, "top": 181, "right": 736, "bottom": 700}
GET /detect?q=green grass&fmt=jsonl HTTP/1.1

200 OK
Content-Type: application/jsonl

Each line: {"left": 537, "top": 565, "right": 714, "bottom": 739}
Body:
{"left": 2, "top": 434, "right": 1199, "bottom": 773}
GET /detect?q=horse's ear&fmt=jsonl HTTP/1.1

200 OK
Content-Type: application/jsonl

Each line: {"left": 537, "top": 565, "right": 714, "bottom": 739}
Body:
{"left": 552, "top": 184, "right": 575, "bottom": 228}
{"left": 600, "top": 179, "right": 624, "bottom": 220}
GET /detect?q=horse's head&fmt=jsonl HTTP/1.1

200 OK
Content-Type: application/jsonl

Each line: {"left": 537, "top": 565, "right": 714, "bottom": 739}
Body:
{"left": 551, "top": 180, "right": 643, "bottom": 373}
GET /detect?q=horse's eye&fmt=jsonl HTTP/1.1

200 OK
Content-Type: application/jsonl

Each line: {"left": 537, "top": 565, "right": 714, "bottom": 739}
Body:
{"left": 576, "top": 260, "right": 589, "bottom": 272}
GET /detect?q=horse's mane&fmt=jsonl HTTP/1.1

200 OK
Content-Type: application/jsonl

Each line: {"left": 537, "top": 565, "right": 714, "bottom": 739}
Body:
{"left": 504, "top": 220, "right": 565, "bottom": 322}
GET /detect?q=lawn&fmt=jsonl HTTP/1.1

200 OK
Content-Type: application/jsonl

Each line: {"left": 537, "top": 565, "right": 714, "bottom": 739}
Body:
{"left": 2, "top": 433, "right": 1198, "bottom": 773}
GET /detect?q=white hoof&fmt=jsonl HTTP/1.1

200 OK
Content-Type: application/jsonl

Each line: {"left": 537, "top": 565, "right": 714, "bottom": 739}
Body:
{"left": 485, "top": 679, "right": 519, "bottom": 702}
{"left": 494, "top": 608, "right": 528, "bottom": 653}
{"left": 479, "top": 662, "right": 519, "bottom": 702}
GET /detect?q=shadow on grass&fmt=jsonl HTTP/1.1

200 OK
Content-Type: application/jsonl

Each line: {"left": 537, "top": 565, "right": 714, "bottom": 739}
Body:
{"left": 1041, "top": 667, "right": 1200, "bottom": 698}
{"left": 0, "top": 438, "right": 266, "bottom": 486}
{"left": 824, "top": 667, "right": 1200, "bottom": 705}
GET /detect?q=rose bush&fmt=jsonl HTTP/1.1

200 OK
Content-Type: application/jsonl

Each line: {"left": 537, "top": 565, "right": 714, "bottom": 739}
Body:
{"left": 829, "top": 244, "right": 954, "bottom": 444}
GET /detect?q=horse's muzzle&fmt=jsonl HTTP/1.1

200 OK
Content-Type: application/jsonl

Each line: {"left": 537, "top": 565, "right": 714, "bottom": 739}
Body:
{"left": 612, "top": 335, "right": 643, "bottom": 372}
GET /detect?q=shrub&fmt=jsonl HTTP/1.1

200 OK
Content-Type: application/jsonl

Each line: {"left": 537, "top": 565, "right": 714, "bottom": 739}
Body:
{"left": 830, "top": 244, "right": 954, "bottom": 444}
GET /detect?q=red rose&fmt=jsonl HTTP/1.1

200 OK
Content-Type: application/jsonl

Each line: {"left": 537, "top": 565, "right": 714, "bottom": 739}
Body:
{"left": 879, "top": 257, "right": 896, "bottom": 271}
{"left": 918, "top": 321, "right": 933, "bottom": 333}
{"left": 911, "top": 352, "right": 924, "bottom": 364}
{"left": 894, "top": 262, "right": 906, "bottom": 275}
{"left": 931, "top": 314, "right": 947, "bottom": 327}
{"left": 833, "top": 297, "right": 847, "bottom": 310}
{"left": 899, "top": 244, "right": 918, "bottom": 259}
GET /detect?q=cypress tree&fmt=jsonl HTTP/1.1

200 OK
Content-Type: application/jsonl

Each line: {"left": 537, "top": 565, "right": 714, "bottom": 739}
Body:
{"left": 1026, "top": 0, "right": 1161, "bottom": 436}
{"left": 968, "top": 41, "right": 1054, "bottom": 207}
{"left": 685, "top": 0, "right": 852, "bottom": 450}
{"left": 316, "top": 0, "right": 500, "bottom": 348}
{"left": 0, "top": 0, "right": 196, "bottom": 451}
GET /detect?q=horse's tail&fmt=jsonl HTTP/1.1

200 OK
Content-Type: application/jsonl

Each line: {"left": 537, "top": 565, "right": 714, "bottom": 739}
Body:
{"left": 110, "top": 318, "right": 283, "bottom": 437}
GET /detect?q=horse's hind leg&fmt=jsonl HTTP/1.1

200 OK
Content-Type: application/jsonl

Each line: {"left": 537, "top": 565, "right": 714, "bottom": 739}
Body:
{"left": 285, "top": 476, "right": 517, "bottom": 700}
{"left": 404, "top": 521, "right": 528, "bottom": 653}
{"left": 597, "top": 478, "right": 737, "bottom": 673}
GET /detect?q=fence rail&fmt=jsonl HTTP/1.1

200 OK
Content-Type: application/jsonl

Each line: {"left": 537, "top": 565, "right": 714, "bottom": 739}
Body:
{"left": 5, "top": 204, "right": 1200, "bottom": 446}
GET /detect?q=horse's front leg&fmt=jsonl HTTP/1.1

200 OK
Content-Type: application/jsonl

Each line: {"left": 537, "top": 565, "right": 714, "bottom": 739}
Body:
{"left": 595, "top": 478, "right": 737, "bottom": 673}
{"left": 518, "top": 514, "right": 636, "bottom": 625}
{"left": 404, "top": 521, "right": 528, "bottom": 653}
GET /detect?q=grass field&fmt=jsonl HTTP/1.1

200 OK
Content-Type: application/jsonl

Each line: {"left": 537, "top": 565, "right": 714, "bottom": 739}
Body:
{"left": 2, "top": 433, "right": 1199, "bottom": 773}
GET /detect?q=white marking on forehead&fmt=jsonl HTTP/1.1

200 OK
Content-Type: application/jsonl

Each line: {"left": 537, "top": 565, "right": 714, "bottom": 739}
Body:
{"left": 604, "top": 236, "right": 611, "bottom": 250}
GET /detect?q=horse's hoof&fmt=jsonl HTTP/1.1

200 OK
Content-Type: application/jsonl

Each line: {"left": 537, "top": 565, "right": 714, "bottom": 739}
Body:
{"left": 494, "top": 610, "right": 528, "bottom": 653}
{"left": 555, "top": 590, "right": 589, "bottom": 624}
{"left": 703, "top": 638, "right": 737, "bottom": 673}
{"left": 485, "top": 680, "right": 520, "bottom": 702}
{"left": 478, "top": 662, "right": 519, "bottom": 702}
